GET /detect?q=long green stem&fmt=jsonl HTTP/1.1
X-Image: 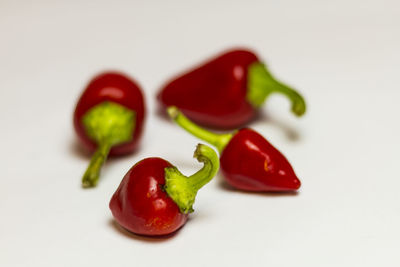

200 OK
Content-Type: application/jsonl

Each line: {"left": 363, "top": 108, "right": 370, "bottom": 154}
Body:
{"left": 82, "top": 141, "right": 111, "bottom": 188}
{"left": 167, "top": 106, "right": 233, "bottom": 153}
{"left": 247, "top": 62, "right": 306, "bottom": 116}
{"left": 164, "top": 144, "right": 219, "bottom": 214}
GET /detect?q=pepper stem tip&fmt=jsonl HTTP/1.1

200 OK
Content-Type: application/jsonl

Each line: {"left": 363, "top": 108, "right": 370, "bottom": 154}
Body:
{"left": 167, "top": 106, "right": 179, "bottom": 120}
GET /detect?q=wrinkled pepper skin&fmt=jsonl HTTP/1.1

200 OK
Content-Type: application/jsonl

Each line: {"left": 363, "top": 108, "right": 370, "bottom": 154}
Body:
{"left": 110, "top": 158, "right": 187, "bottom": 236}
{"left": 158, "top": 49, "right": 258, "bottom": 129}
{"left": 220, "top": 129, "right": 301, "bottom": 191}
{"left": 74, "top": 72, "right": 146, "bottom": 156}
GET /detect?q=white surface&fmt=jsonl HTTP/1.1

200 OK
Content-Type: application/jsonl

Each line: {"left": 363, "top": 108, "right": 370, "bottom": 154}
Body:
{"left": 1, "top": 0, "right": 399, "bottom": 266}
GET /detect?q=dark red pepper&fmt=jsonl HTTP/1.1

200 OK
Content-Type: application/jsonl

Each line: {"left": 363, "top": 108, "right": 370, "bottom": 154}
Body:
{"left": 73, "top": 72, "right": 146, "bottom": 187}
{"left": 168, "top": 107, "right": 300, "bottom": 192}
{"left": 109, "top": 144, "right": 219, "bottom": 236}
{"left": 158, "top": 48, "right": 306, "bottom": 129}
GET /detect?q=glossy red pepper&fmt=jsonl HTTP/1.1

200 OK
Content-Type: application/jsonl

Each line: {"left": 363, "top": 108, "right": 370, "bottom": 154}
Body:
{"left": 158, "top": 48, "right": 306, "bottom": 129}
{"left": 73, "top": 72, "right": 146, "bottom": 187}
{"left": 109, "top": 144, "right": 219, "bottom": 236}
{"left": 168, "top": 107, "right": 300, "bottom": 192}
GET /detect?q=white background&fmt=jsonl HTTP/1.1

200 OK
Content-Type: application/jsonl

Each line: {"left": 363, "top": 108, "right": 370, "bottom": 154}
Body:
{"left": 1, "top": 0, "right": 399, "bottom": 266}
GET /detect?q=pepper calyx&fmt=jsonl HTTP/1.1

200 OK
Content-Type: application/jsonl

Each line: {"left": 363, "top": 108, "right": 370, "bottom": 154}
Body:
{"left": 164, "top": 144, "right": 219, "bottom": 214}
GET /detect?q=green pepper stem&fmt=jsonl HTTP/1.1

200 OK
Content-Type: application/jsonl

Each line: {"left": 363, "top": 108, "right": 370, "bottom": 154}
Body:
{"left": 82, "top": 141, "right": 111, "bottom": 188}
{"left": 247, "top": 62, "right": 306, "bottom": 116}
{"left": 164, "top": 144, "right": 219, "bottom": 214}
{"left": 80, "top": 101, "right": 136, "bottom": 188}
{"left": 167, "top": 106, "right": 233, "bottom": 153}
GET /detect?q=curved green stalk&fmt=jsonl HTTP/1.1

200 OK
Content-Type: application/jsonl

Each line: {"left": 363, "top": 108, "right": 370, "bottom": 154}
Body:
{"left": 167, "top": 106, "right": 234, "bottom": 153}
{"left": 247, "top": 62, "right": 306, "bottom": 116}
{"left": 164, "top": 144, "right": 219, "bottom": 214}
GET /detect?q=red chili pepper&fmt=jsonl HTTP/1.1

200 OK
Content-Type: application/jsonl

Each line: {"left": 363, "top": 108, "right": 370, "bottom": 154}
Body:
{"left": 73, "top": 72, "right": 146, "bottom": 188}
{"left": 157, "top": 48, "right": 306, "bottom": 129}
{"left": 168, "top": 107, "right": 301, "bottom": 192}
{"left": 109, "top": 144, "right": 219, "bottom": 236}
